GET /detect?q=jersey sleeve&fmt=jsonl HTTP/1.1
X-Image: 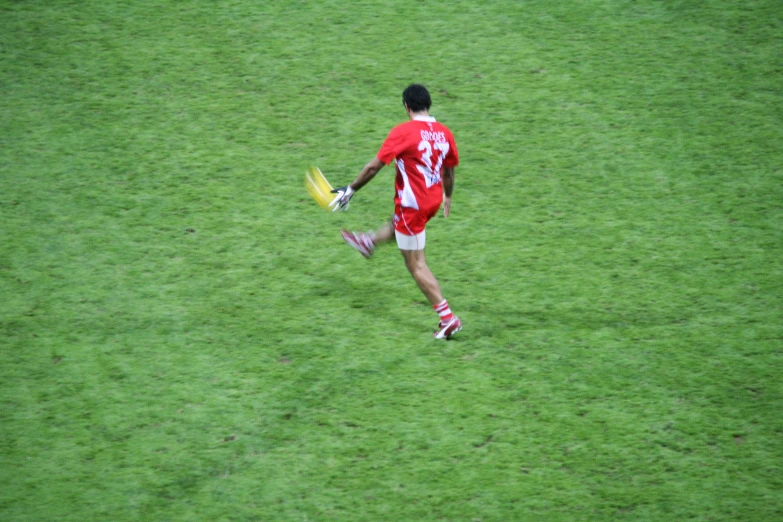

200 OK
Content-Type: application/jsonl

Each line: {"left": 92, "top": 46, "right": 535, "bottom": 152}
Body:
{"left": 377, "top": 125, "right": 408, "bottom": 165}
{"left": 443, "top": 133, "right": 459, "bottom": 168}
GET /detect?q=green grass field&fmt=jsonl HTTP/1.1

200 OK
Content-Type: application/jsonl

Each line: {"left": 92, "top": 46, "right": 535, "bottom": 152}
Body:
{"left": 2, "top": 1, "right": 782, "bottom": 520}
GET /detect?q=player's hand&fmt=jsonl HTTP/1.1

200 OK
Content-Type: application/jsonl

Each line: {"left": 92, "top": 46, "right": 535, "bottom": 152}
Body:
{"left": 329, "top": 185, "right": 355, "bottom": 212}
{"left": 443, "top": 196, "right": 452, "bottom": 218}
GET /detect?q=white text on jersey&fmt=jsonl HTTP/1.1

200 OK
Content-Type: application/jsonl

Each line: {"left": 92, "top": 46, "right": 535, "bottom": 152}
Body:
{"left": 420, "top": 130, "right": 446, "bottom": 143}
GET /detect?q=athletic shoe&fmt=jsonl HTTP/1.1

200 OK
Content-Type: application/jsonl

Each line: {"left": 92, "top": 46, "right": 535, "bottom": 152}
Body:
{"left": 434, "top": 316, "right": 462, "bottom": 339}
{"left": 340, "top": 230, "right": 375, "bottom": 258}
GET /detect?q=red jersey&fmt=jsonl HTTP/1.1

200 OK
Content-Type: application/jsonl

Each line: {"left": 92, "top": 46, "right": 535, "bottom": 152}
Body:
{"left": 376, "top": 116, "right": 459, "bottom": 211}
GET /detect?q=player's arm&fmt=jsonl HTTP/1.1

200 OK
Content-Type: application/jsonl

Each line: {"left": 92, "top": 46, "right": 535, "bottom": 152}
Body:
{"left": 329, "top": 157, "right": 385, "bottom": 212}
{"left": 350, "top": 157, "right": 385, "bottom": 191}
{"left": 442, "top": 166, "right": 455, "bottom": 217}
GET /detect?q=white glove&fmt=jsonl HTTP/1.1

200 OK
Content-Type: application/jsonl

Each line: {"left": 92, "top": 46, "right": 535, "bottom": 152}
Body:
{"left": 329, "top": 186, "right": 355, "bottom": 212}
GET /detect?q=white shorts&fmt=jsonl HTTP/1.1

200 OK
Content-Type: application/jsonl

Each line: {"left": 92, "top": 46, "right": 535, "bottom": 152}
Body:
{"left": 395, "top": 230, "right": 426, "bottom": 250}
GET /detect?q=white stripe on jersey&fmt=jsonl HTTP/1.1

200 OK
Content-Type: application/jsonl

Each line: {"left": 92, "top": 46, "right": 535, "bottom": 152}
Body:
{"left": 396, "top": 158, "right": 419, "bottom": 210}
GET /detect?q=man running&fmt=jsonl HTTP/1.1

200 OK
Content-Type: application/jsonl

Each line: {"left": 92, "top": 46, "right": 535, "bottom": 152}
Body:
{"left": 329, "top": 84, "right": 462, "bottom": 339}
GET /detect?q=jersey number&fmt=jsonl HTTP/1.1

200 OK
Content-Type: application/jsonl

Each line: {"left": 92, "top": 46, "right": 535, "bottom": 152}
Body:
{"left": 417, "top": 140, "right": 450, "bottom": 188}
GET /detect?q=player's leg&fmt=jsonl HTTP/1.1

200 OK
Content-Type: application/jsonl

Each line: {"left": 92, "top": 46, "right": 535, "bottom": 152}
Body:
{"left": 399, "top": 248, "right": 444, "bottom": 305}
{"left": 340, "top": 219, "right": 393, "bottom": 258}
{"left": 397, "top": 230, "right": 462, "bottom": 339}
{"left": 371, "top": 219, "right": 394, "bottom": 244}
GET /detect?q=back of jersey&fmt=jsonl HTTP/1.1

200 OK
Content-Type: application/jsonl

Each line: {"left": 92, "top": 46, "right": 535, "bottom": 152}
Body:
{"left": 377, "top": 116, "right": 459, "bottom": 210}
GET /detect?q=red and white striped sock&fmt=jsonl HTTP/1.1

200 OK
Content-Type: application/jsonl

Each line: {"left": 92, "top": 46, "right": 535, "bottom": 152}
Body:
{"left": 434, "top": 299, "right": 454, "bottom": 324}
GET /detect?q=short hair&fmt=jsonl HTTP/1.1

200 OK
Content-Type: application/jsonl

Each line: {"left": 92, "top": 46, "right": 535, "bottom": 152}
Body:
{"left": 402, "top": 84, "right": 432, "bottom": 112}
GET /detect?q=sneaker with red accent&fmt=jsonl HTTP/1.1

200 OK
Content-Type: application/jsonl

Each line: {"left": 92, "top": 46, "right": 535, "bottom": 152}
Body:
{"left": 434, "top": 316, "right": 462, "bottom": 339}
{"left": 340, "top": 230, "right": 376, "bottom": 258}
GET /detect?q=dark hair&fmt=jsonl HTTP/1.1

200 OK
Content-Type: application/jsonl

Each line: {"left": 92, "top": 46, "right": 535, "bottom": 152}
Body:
{"left": 402, "top": 84, "right": 432, "bottom": 112}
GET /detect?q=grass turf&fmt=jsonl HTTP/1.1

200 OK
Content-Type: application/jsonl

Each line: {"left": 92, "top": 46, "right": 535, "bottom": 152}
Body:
{"left": 1, "top": 0, "right": 782, "bottom": 520}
